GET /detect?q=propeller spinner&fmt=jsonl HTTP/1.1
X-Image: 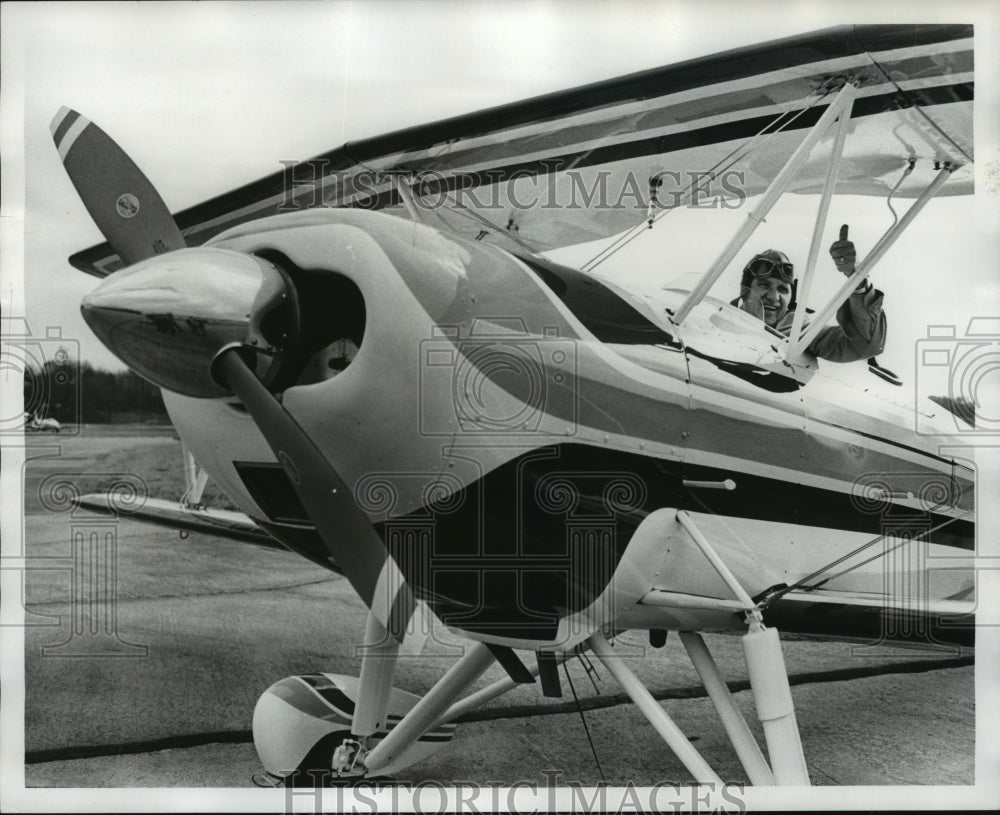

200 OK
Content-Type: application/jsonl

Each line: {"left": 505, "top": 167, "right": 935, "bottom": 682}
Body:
{"left": 80, "top": 247, "right": 295, "bottom": 398}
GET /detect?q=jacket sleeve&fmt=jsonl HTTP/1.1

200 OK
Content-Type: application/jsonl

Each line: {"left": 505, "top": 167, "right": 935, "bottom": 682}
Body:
{"left": 806, "top": 286, "right": 886, "bottom": 363}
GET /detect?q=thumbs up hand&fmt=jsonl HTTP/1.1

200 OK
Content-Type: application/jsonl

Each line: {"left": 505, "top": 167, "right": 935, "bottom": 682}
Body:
{"left": 830, "top": 224, "right": 856, "bottom": 276}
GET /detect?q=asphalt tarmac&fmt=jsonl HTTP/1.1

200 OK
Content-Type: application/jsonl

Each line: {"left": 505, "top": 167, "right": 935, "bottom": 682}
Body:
{"left": 13, "top": 434, "right": 978, "bottom": 797}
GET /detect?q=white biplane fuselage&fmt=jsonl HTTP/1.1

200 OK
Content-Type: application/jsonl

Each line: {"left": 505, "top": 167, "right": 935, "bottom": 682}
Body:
{"left": 83, "top": 206, "right": 974, "bottom": 650}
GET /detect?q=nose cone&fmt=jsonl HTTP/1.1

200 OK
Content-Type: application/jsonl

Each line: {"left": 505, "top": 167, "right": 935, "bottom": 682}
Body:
{"left": 81, "top": 247, "right": 286, "bottom": 397}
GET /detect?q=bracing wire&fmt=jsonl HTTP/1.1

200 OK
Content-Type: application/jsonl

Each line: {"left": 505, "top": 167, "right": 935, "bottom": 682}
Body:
{"left": 579, "top": 123, "right": 777, "bottom": 273}
{"left": 577, "top": 651, "right": 602, "bottom": 695}
{"left": 564, "top": 658, "right": 607, "bottom": 785}
{"left": 581, "top": 109, "right": 817, "bottom": 272}
{"left": 404, "top": 90, "right": 835, "bottom": 274}
{"left": 761, "top": 480, "right": 974, "bottom": 605}
{"left": 884, "top": 155, "right": 916, "bottom": 232}
{"left": 580, "top": 90, "right": 836, "bottom": 273}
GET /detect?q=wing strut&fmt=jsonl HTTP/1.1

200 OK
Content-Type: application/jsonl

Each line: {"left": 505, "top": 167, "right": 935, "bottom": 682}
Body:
{"left": 786, "top": 164, "right": 956, "bottom": 360}
{"left": 785, "top": 93, "right": 854, "bottom": 359}
{"left": 392, "top": 175, "right": 423, "bottom": 222}
{"left": 334, "top": 508, "right": 817, "bottom": 785}
{"left": 180, "top": 443, "right": 210, "bottom": 508}
{"left": 583, "top": 89, "right": 834, "bottom": 274}
{"left": 671, "top": 82, "right": 857, "bottom": 327}
{"left": 674, "top": 510, "right": 810, "bottom": 783}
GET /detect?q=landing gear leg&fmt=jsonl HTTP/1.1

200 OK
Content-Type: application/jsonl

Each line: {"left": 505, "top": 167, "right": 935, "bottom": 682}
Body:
{"left": 335, "top": 611, "right": 400, "bottom": 775}
{"left": 363, "top": 642, "right": 495, "bottom": 775}
{"left": 679, "top": 631, "right": 775, "bottom": 785}
{"left": 588, "top": 631, "right": 723, "bottom": 785}
{"left": 742, "top": 618, "right": 810, "bottom": 784}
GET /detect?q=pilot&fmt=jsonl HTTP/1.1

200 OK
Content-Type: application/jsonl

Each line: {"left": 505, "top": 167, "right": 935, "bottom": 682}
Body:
{"left": 733, "top": 225, "right": 886, "bottom": 363}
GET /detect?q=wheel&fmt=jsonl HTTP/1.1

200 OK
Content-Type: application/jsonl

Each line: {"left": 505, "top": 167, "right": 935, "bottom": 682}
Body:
{"left": 283, "top": 731, "right": 363, "bottom": 787}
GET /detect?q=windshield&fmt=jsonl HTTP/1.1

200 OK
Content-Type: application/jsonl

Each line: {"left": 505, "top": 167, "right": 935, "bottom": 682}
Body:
{"left": 656, "top": 274, "right": 790, "bottom": 341}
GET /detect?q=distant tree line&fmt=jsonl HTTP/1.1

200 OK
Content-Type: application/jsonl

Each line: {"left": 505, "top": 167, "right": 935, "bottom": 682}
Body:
{"left": 25, "top": 353, "right": 169, "bottom": 424}
{"left": 25, "top": 349, "right": 978, "bottom": 429}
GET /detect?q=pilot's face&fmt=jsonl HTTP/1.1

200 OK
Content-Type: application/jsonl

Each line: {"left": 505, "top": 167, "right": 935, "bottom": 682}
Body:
{"left": 747, "top": 275, "right": 791, "bottom": 327}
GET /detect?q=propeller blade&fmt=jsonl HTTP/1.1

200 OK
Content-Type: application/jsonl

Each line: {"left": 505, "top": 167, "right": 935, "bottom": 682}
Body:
{"left": 212, "top": 347, "right": 416, "bottom": 642}
{"left": 51, "top": 107, "right": 185, "bottom": 266}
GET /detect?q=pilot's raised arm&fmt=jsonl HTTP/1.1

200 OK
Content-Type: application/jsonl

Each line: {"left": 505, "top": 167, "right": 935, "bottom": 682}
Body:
{"left": 802, "top": 281, "right": 886, "bottom": 362}
{"left": 733, "top": 225, "right": 886, "bottom": 363}
{"left": 799, "top": 225, "right": 886, "bottom": 363}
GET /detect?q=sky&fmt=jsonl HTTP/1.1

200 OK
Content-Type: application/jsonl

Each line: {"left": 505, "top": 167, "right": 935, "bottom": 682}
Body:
{"left": 2, "top": 0, "right": 998, "bottom": 393}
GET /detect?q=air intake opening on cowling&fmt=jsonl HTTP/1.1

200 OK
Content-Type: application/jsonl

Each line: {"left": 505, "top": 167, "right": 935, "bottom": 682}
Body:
{"left": 252, "top": 249, "right": 365, "bottom": 389}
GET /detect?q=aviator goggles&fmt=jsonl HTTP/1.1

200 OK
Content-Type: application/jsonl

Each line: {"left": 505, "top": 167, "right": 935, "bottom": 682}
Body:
{"left": 745, "top": 253, "right": 795, "bottom": 285}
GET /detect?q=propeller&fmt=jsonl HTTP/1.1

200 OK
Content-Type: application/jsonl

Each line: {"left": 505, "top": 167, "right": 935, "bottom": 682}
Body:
{"left": 56, "top": 108, "right": 415, "bottom": 641}
{"left": 213, "top": 347, "right": 417, "bottom": 640}
{"left": 51, "top": 107, "right": 186, "bottom": 266}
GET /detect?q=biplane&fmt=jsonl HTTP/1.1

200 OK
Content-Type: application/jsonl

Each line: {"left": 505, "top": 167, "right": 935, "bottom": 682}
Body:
{"left": 54, "top": 24, "right": 976, "bottom": 786}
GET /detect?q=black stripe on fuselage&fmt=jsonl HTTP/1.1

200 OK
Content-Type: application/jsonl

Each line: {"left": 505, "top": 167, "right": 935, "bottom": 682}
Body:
{"left": 379, "top": 442, "right": 972, "bottom": 641}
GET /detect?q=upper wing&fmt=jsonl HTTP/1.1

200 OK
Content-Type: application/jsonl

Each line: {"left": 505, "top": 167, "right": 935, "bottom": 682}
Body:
{"left": 70, "top": 24, "right": 973, "bottom": 277}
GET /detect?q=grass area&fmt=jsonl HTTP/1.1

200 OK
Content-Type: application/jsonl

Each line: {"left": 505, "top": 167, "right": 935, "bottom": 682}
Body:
{"left": 94, "top": 440, "right": 239, "bottom": 510}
